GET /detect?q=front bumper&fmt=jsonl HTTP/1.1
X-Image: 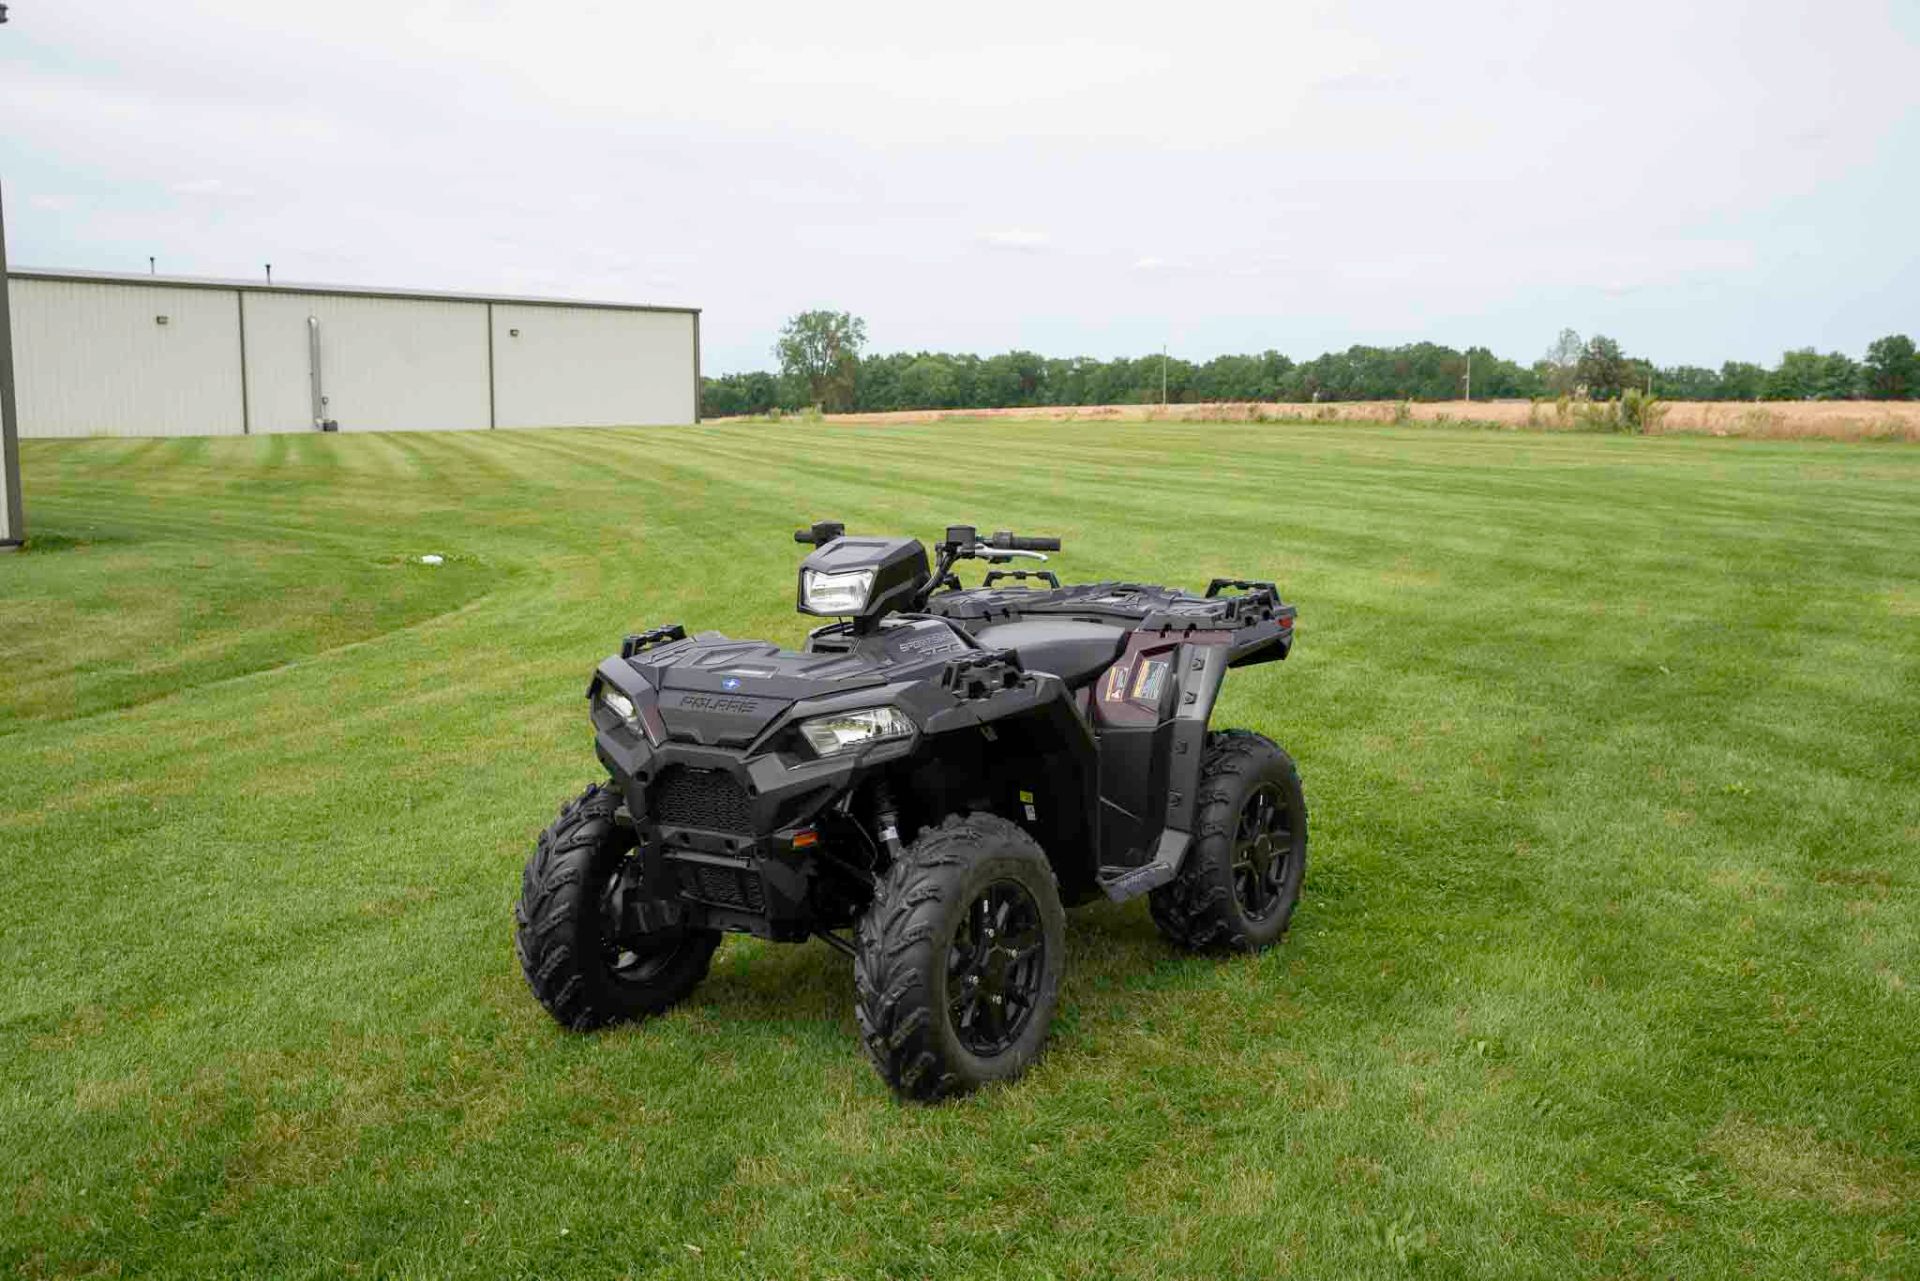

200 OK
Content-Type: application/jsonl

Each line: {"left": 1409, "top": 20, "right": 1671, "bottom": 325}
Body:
{"left": 589, "top": 667, "right": 908, "bottom": 940}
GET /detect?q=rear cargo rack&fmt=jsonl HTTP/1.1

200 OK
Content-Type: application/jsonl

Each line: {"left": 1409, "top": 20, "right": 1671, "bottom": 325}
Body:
{"left": 1205, "top": 578, "right": 1277, "bottom": 598}
{"left": 928, "top": 580, "right": 1294, "bottom": 633}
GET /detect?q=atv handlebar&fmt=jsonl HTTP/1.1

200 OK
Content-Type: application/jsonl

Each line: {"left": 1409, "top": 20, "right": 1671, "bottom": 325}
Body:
{"left": 792, "top": 520, "right": 1061, "bottom": 555}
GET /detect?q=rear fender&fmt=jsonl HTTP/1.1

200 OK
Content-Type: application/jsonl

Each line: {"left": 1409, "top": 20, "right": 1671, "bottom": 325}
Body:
{"left": 1091, "top": 631, "right": 1234, "bottom": 866}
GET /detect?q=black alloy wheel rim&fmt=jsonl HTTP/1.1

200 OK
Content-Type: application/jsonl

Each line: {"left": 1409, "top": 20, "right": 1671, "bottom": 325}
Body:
{"left": 947, "top": 879, "right": 1047, "bottom": 1056}
{"left": 600, "top": 863, "right": 683, "bottom": 984}
{"left": 1231, "top": 783, "right": 1296, "bottom": 922}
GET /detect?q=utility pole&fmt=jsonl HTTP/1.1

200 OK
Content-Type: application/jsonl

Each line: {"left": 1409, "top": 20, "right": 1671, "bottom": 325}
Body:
{"left": 1161, "top": 344, "right": 1168, "bottom": 406}
{"left": 148, "top": 256, "right": 155, "bottom": 275}
{"left": 1, "top": 179, "right": 24, "bottom": 549}
{"left": 1463, "top": 351, "right": 1471, "bottom": 402}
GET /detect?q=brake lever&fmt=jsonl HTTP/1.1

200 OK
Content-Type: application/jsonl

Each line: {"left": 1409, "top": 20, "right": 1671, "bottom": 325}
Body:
{"left": 971, "top": 544, "right": 1049, "bottom": 562}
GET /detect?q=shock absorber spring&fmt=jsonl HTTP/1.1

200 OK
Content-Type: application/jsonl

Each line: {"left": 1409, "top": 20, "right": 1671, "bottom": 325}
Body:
{"left": 869, "top": 779, "right": 906, "bottom": 863}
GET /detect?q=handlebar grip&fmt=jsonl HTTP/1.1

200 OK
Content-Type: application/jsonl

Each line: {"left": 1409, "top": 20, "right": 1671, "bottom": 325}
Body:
{"left": 794, "top": 529, "right": 814, "bottom": 544}
{"left": 989, "top": 531, "right": 1063, "bottom": 552}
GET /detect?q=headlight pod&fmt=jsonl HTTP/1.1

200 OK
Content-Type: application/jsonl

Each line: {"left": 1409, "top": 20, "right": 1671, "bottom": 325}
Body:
{"left": 599, "top": 686, "right": 636, "bottom": 721}
{"left": 594, "top": 682, "right": 639, "bottom": 728}
{"left": 801, "top": 568, "right": 875, "bottom": 616}
{"left": 798, "top": 706, "right": 915, "bottom": 757}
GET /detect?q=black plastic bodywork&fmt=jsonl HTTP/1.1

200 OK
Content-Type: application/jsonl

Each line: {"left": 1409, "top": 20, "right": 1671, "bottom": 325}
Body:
{"left": 587, "top": 545, "right": 1294, "bottom": 944}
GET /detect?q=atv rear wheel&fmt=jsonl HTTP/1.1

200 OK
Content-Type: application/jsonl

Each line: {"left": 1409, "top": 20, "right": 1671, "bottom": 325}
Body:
{"left": 854, "top": 813, "right": 1066, "bottom": 1102}
{"left": 516, "top": 782, "right": 720, "bottom": 1030}
{"left": 1149, "top": 731, "right": 1307, "bottom": 953}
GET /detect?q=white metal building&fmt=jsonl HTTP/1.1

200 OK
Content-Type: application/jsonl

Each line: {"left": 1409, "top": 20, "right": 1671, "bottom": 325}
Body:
{"left": 0, "top": 242, "right": 18, "bottom": 546}
{"left": 5, "top": 269, "right": 701, "bottom": 438}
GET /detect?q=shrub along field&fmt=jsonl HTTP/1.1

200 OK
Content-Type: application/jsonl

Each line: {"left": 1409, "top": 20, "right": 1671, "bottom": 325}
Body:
{"left": 3, "top": 420, "right": 1916, "bottom": 1279}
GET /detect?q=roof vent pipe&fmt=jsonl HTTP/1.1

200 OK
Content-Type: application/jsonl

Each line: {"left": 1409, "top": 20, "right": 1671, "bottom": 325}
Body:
{"left": 307, "top": 316, "right": 336, "bottom": 431}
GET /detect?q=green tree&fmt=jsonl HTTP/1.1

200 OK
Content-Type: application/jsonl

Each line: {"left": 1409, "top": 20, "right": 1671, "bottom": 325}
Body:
{"left": 1765, "top": 349, "right": 1859, "bottom": 401}
{"left": 897, "top": 356, "right": 959, "bottom": 409}
{"left": 1655, "top": 366, "right": 1722, "bottom": 400}
{"left": 1719, "top": 361, "right": 1767, "bottom": 400}
{"left": 1542, "top": 328, "right": 1583, "bottom": 397}
{"left": 1817, "top": 351, "right": 1863, "bottom": 400}
{"left": 775, "top": 310, "right": 867, "bottom": 411}
{"left": 1192, "top": 351, "right": 1295, "bottom": 401}
{"left": 736, "top": 331, "right": 1916, "bottom": 414}
{"left": 1576, "top": 335, "right": 1631, "bottom": 399}
{"left": 1765, "top": 349, "right": 1821, "bottom": 400}
{"left": 1864, "top": 334, "right": 1917, "bottom": 400}
{"left": 1622, "top": 357, "right": 1656, "bottom": 397}
{"left": 978, "top": 351, "right": 1045, "bottom": 407}
{"left": 1465, "top": 346, "right": 1537, "bottom": 399}
{"left": 853, "top": 351, "right": 911, "bottom": 411}
{"left": 699, "top": 370, "right": 781, "bottom": 417}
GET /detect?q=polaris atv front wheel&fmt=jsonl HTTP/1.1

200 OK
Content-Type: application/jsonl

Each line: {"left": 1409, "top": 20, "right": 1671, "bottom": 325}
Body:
{"left": 1150, "top": 731, "right": 1307, "bottom": 953}
{"left": 516, "top": 782, "right": 720, "bottom": 1031}
{"left": 854, "top": 813, "right": 1066, "bottom": 1102}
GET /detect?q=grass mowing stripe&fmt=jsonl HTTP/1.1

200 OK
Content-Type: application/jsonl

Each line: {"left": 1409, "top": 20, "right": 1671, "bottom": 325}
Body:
{"left": 2, "top": 419, "right": 1915, "bottom": 1279}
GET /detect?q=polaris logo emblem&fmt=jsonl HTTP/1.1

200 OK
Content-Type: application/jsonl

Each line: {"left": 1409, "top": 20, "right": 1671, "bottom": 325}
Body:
{"left": 722, "top": 677, "right": 742, "bottom": 690}
{"left": 679, "top": 693, "right": 759, "bottom": 714}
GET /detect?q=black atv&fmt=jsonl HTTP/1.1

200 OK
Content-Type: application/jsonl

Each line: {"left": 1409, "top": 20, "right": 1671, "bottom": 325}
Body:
{"left": 516, "top": 521, "right": 1306, "bottom": 1101}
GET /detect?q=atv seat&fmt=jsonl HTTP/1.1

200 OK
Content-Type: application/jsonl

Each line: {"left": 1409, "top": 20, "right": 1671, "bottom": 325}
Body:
{"left": 971, "top": 619, "right": 1127, "bottom": 689}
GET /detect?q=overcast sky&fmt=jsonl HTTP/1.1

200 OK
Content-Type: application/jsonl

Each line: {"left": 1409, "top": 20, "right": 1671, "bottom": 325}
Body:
{"left": 3, "top": 1, "right": 1915, "bottom": 373}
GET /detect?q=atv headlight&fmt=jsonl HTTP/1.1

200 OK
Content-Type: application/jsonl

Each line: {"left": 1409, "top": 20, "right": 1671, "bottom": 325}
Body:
{"left": 798, "top": 707, "right": 915, "bottom": 757}
{"left": 802, "top": 568, "right": 875, "bottom": 616}
{"left": 595, "top": 683, "right": 638, "bottom": 727}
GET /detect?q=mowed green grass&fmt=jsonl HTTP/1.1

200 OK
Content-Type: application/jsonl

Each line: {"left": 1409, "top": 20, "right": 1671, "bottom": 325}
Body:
{"left": 3, "top": 420, "right": 1917, "bottom": 1279}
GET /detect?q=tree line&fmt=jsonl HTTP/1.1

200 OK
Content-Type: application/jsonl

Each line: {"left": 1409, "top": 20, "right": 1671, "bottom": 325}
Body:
{"left": 700, "top": 312, "right": 1920, "bottom": 417}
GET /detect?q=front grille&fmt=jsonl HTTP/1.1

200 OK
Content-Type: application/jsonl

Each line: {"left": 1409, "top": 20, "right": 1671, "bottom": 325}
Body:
{"left": 650, "top": 765, "right": 754, "bottom": 834}
{"left": 675, "top": 858, "right": 767, "bottom": 913}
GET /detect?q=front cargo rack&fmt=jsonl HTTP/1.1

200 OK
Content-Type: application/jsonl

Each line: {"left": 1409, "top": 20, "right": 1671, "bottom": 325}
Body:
{"left": 621, "top": 624, "right": 689, "bottom": 658}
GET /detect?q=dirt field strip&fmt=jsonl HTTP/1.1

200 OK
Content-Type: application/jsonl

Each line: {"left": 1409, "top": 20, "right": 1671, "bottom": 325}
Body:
{"left": 717, "top": 400, "right": 1920, "bottom": 442}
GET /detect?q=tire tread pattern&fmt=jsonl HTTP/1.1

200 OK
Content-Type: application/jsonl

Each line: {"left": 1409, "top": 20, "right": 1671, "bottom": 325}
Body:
{"left": 515, "top": 781, "right": 718, "bottom": 1031}
{"left": 1148, "top": 730, "right": 1307, "bottom": 953}
{"left": 853, "top": 813, "right": 1061, "bottom": 1102}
